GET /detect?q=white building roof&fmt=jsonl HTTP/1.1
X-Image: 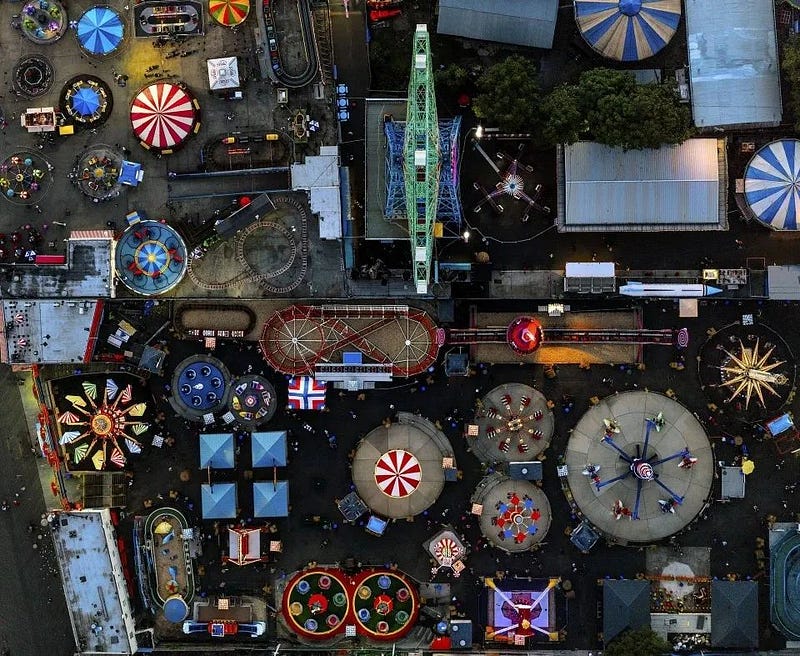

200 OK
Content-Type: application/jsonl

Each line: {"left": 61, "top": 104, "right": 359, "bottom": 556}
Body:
{"left": 207, "top": 57, "right": 240, "bottom": 90}
{"left": 52, "top": 510, "right": 138, "bottom": 655}
{"left": 685, "top": 0, "right": 781, "bottom": 127}
{"left": 557, "top": 139, "right": 727, "bottom": 232}
{"left": 291, "top": 146, "right": 342, "bottom": 239}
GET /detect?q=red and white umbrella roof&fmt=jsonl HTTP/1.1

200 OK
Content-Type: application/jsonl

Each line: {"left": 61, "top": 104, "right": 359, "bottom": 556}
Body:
{"left": 130, "top": 83, "right": 197, "bottom": 150}
{"left": 374, "top": 449, "right": 421, "bottom": 498}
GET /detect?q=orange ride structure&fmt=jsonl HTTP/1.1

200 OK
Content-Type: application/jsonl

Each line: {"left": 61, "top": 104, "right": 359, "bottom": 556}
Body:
{"left": 259, "top": 305, "right": 684, "bottom": 378}
{"left": 281, "top": 567, "right": 419, "bottom": 642}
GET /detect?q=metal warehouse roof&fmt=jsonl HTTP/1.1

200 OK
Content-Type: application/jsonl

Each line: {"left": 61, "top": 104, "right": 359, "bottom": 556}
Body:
{"left": 436, "top": 0, "right": 559, "bottom": 49}
{"left": 556, "top": 139, "right": 728, "bottom": 232}
{"left": 685, "top": 0, "right": 781, "bottom": 127}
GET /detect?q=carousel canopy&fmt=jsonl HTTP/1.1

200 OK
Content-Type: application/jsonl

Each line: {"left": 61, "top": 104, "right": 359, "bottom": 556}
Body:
{"left": 208, "top": 0, "right": 250, "bottom": 26}
{"left": 251, "top": 430, "right": 287, "bottom": 468}
{"left": 201, "top": 482, "right": 237, "bottom": 519}
{"left": 199, "top": 432, "right": 235, "bottom": 469}
{"left": 71, "top": 86, "right": 101, "bottom": 116}
{"left": 744, "top": 140, "right": 800, "bottom": 230}
{"left": 130, "top": 83, "right": 198, "bottom": 151}
{"left": 574, "top": 0, "right": 681, "bottom": 62}
{"left": 253, "top": 481, "right": 289, "bottom": 517}
{"left": 77, "top": 6, "right": 124, "bottom": 55}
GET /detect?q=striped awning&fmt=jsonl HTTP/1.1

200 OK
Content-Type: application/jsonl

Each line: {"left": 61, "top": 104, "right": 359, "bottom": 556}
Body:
{"left": 744, "top": 139, "right": 800, "bottom": 231}
{"left": 574, "top": 0, "right": 682, "bottom": 61}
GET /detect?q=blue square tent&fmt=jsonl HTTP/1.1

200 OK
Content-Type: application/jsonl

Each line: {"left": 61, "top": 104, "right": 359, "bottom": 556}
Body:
{"left": 251, "top": 431, "right": 287, "bottom": 468}
{"left": 253, "top": 481, "right": 289, "bottom": 517}
{"left": 118, "top": 160, "right": 144, "bottom": 187}
{"left": 199, "top": 433, "right": 235, "bottom": 469}
{"left": 201, "top": 482, "right": 237, "bottom": 519}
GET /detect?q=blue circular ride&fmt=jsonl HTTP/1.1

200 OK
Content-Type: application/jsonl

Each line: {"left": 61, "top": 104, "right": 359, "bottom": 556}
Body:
{"left": 115, "top": 220, "right": 187, "bottom": 296}
{"left": 744, "top": 139, "right": 800, "bottom": 231}
{"left": 171, "top": 355, "right": 231, "bottom": 419}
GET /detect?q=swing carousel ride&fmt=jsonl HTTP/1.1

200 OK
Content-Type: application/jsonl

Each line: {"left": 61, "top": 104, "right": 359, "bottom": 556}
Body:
{"left": 55, "top": 377, "right": 150, "bottom": 471}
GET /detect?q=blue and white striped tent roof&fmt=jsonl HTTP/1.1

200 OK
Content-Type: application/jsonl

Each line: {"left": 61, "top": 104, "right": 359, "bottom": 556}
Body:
{"left": 744, "top": 140, "right": 800, "bottom": 231}
{"left": 574, "top": 0, "right": 681, "bottom": 62}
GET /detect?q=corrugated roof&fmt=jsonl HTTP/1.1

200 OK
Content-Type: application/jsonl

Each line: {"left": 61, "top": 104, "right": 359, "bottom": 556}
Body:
{"left": 436, "top": 0, "right": 559, "bottom": 49}
{"left": 557, "top": 139, "right": 727, "bottom": 232}
{"left": 711, "top": 580, "right": 758, "bottom": 648}
{"left": 767, "top": 265, "right": 800, "bottom": 300}
{"left": 685, "top": 0, "right": 781, "bottom": 127}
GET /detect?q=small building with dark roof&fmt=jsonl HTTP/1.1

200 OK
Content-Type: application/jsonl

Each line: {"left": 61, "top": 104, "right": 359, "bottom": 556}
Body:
{"left": 711, "top": 580, "right": 758, "bottom": 649}
{"left": 603, "top": 579, "right": 651, "bottom": 644}
{"left": 436, "top": 0, "right": 559, "bottom": 49}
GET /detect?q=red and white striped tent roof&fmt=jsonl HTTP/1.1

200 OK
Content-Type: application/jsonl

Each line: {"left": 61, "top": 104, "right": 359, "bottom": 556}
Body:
{"left": 130, "top": 83, "right": 198, "bottom": 151}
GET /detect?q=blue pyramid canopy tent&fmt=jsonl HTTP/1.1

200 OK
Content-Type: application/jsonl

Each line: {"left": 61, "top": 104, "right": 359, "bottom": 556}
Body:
{"left": 199, "top": 432, "right": 235, "bottom": 469}
{"left": 251, "top": 431, "right": 287, "bottom": 467}
{"left": 253, "top": 481, "right": 289, "bottom": 517}
{"left": 118, "top": 160, "right": 143, "bottom": 187}
{"left": 71, "top": 87, "right": 101, "bottom": 117}
{"left": 77, "top": 6, "right": 124, "bottom": 55}
{"left": 201, "top": 482, "right": 237, "bottom": 519}
{"left": 574, "top": 0, "right": 681, "bottom": 62}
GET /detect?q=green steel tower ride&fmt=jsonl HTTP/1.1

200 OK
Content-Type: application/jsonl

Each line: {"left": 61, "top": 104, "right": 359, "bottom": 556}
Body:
{"left": 403, "top": 24, "right": 440, "bottom": 295}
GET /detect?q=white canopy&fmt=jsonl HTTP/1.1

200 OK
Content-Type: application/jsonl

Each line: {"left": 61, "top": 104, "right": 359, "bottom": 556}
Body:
{"left": 207, "top": 57, "right": 240, "bottom": 90}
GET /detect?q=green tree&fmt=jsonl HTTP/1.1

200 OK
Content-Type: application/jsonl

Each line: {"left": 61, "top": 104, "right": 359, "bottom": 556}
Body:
{"left": 542, "top": 68, "right": 693, "bottom": 149}
{"left": 472, "top": 55, "right": 542, "bottom": 133}
{"left": 604, "top": 628, "right": 671, "bottom": 656}
{"left": 782, "top": 37, "right": 800, "bottom": 131}
{"left": 435, "top": 63, "right": 468, "bottom": 93}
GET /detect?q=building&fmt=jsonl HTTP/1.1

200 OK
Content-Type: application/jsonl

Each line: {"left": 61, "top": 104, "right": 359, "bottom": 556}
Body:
{"left": 436, "top": 0, "right": 559, "bottom": 49}
{"left": 556, "top": 139, "right": 728, "bottom": 232}
{"left": 684, "top": 0, "right": 781, "bottom": 127}
{"left": 711, "top": 580, "right": 758, "bottom": 649}
{"left": 51, "top": 509, "right": 139, "bottom": 655}
{"left": 291, "top": 145, "right": 343, "bottom": 240}
{"left": 603, "top": 579, "right": 651, "bottom": 644}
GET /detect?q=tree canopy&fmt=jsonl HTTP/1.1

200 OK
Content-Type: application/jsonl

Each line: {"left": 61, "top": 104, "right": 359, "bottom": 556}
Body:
{"left": 472, "top": 55, "right": 542, "bottom": 133}
{"left": 782, "top": 37, "right": 800, "bottom": 131}
{"left": 542, "top": 68, "right": 693, "bottom": 149}
{"left": 604, "top": 628, "right": 671, "bottom": 656}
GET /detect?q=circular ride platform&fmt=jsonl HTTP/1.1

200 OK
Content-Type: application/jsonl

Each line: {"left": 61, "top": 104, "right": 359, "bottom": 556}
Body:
{"left": 698, "top": 322, "right": 795, "bottom": 422}
{"left": 470, "top": 384, "right": 554, "bottom": 463}
{"left": 20, "top": 0, "right": 67, "bottom": 44}
{"left": 228, "top": 375, "right": 277, "bottom": 428}
{"left": 171, "top": 355, "right": 231, "bottom": 420}
{"left": 0, "top": 151, "right": 53, "bottom": 205}
{"left": 352, "top": 417, "right": 450, "bottom": 519}
{"left": 73, "top": 144, "right": 123, "bottom": 201}
{"left": 564, "top": 391, "right": 713, "bottom": 544}
{"left": 472, "top": 473, "right": 551, "bottom": 553}
{"left": 14, "top": 55, "right": 54, "bottom": 97}
{"left": 115, "top": 220, "right": 188, "bottom": 295}
{"left": 60, "top": 75, "right": 113, "bottom": 128}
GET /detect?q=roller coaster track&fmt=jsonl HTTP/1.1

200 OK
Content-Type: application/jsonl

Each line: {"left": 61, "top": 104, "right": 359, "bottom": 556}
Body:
{"left": 186, "top": 195, "right": 308, "bottom": 294}
{"left": 262, "top": 0, "right": 320, "bottom": 88}
{"left": 446, "top": 327, "right": 677, "bottom": 345}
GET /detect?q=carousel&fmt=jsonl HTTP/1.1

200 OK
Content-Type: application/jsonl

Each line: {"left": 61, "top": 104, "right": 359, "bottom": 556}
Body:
{"left": 73, "top": 144, "right": 123, "bottom": 201}
{"left": 699, "top": 322, "right": 795, "bottom": 421}
{"left": 60, "top": 75, "right": 113, "bottom": 127}
{"left": 20, "top": 0, "right": 67, "bottom": 43}
{"left": 76, "top": 6, "right": 125, "bottom": 57}
{"left": 130, "top": 82, "right": 200, "bottom": 154}
{"left": 208, "top": 0, "right": 249, "bottom": 26}
{"left": 170, "top": 355, "right": 231, "bottom": 420}
{"left": 472, "top": 473, "right": 551, "bottom": 553}
{"left": 282, "top": 568, "right": 419, "bottom": 642}
{"left": 13, "top": 55, "right": 54, "bottom": 97}
{"left": 470, "top": 383, "right": 554, "bottom": 463}
{"left": 54, "top": 376, "right": 151, "bottom": 471}
{"left": 228, "top": 375, "right": 277, "bottom": 428}
{"left": 352, "top": 414, "right": 453, "bottom": 519}
{"left": 564, "top": 391, "right": 714, "bottom": 544}
{"left": 0, "top": 151, "right": 53, "bottom": 205}
{"left": 114, "top": 220, "right": 188, "bottom": 295}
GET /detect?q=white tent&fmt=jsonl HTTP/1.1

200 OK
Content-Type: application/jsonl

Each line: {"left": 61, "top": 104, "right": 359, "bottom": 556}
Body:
{"left": 206, "top": 57, "right": 240, "bottom": 91}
